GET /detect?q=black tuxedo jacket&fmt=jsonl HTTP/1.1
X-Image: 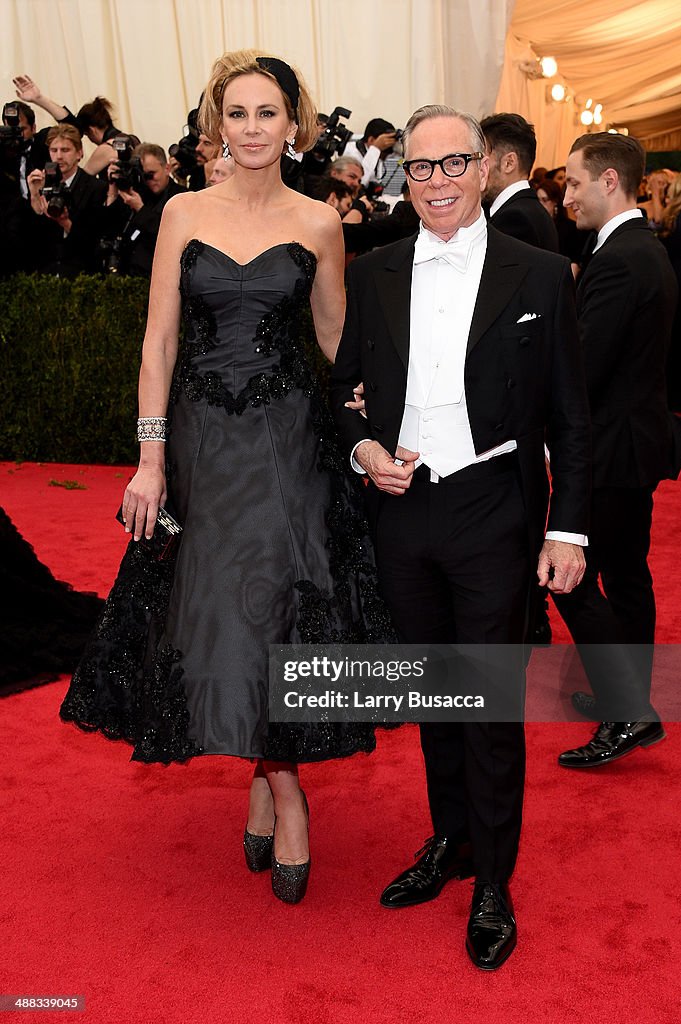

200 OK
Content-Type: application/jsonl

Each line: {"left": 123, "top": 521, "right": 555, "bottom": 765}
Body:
{"left": 577, "top": 217, "right": 678, "bottom": 488}
{"left": 331, "top": 225, "right": 591, "bottom": 556}
{"left": 29, "top": 167, "right": 107, "bottom": 276}
{"left": 489, "top": 188, "right": 559, "bottom": 253}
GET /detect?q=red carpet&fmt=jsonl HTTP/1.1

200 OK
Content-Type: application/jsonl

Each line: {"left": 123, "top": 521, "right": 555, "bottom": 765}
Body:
{"left": 1, "top": 463, "right": 680, "bottom": 1024}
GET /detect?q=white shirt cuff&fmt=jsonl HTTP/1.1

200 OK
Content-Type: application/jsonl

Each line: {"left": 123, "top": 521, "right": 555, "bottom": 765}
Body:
{"left": 545, "top": 530, "right": 588, "bottom": 546}
{"left": 350, "top": 439, "right": 373, "bottom": 474}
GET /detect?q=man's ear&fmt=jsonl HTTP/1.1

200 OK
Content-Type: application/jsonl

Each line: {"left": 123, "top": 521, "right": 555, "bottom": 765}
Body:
{"left": 601, "top": 167, "right": 619, "bottom": 194}
{"left": 502, "top": 150, "right": 518, "bottom": 175}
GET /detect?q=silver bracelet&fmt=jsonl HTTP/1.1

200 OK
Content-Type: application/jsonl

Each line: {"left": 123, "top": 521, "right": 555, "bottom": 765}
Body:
{"left": 137, "top": 416, "right": 167, "bottom": 442}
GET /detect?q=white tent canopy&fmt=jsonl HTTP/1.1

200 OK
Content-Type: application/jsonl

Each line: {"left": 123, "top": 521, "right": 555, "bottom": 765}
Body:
{"left": 499, "top": 0, "right": 681, "bottom": 164}
{"left": 1, "top": 0, "right": 512, "bottom": 155}
{"left": 3, "top": 0, "right": 680, "bottom": 169}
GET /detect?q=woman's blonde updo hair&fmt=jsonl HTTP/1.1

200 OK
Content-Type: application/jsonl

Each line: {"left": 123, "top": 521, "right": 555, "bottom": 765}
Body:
{"left": 199, "top": 49, "right": 318, "bottom": 153}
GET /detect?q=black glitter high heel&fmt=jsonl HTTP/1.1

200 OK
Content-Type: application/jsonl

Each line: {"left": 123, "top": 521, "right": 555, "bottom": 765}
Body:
{"left": 271, "top": 791, "right": 310, "bottom": 904}
{"left": 243, "top": 829, "right": 274, "bottom": 873}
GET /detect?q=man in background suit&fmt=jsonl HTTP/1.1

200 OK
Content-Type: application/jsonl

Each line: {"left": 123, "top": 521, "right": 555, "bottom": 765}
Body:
{"left": 331, "top": 105, "right": 590, "bottom": 969}
{"left": 481, "top": 113, "right": 559, "bottom": 253}
{"left": 26, "top": 124, "right": 106, "bottom": 277}
{"left": 555, "top": 133, "right": 677, "bottom": 767}
{"left": 481, "top": 112, "right": 564, "bottom": 648}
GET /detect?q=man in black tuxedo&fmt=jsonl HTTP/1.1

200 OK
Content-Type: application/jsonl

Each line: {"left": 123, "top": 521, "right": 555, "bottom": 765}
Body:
{"left": 331, "top": 105, "right": 590, "bottom": 970}
{"left": 554, "top": 133, "right": 677, "bottom": 768}
{"left": 26, "top": 124, "right": 106, "bottom": 277}
{"left": 481, "top": 113, "right": 559, "bottom": 253}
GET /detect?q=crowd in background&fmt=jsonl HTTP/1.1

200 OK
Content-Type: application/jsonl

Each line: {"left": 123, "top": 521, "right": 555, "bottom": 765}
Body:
{"left": 1, "top": 73, "right": 680, "bottom": 411}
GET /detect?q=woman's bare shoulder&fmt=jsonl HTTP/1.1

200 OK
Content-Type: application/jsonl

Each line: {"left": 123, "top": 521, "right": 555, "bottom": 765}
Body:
{"left": 288, "top": 191, "right": 341, "bottom": 244}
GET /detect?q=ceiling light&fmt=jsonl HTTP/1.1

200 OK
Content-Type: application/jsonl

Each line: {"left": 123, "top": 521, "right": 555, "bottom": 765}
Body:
{"left": 580, "top": 110, "right": 594, "bottom": 126}
{"left": 551, "top": 83, "right": 566, "bottom": 102}
{"left": 540, "top": 56, "right": 558, "bottom": 78}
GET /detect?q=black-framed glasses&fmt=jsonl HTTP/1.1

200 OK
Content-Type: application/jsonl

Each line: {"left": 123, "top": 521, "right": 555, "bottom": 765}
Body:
{"left": 401, "top": 152, "right": 484, "bottom": 182}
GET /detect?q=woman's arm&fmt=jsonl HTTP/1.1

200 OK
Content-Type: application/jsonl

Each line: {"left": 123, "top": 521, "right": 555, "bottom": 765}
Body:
{"left": 13, "top": 75, "right": 69, "bottom": 122}
{"left": 308, "top": 205, "right": 346, "bottom": 363}
{"left": 123, "top": 193, "right": 195, "bottom": 540}
{"left": 83, "top": 142, "right": 117, "bottom": 177}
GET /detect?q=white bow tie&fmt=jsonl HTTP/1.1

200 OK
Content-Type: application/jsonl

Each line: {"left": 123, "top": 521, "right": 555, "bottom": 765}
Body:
{"left": 413, "top": 235, "right": 472, "bottom": 273}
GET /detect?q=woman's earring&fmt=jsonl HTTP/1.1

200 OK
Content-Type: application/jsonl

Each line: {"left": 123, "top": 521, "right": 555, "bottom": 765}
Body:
{"left": 286, "top": 137, "right": 296, "bottom": 158}
{"left": 222, "top": 140, "right": 231, "bottom": 161}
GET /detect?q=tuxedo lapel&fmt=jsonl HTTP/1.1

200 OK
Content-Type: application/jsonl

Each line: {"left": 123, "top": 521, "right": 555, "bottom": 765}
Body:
{"left": 372, "top": 235, "right": 416, "bottom": 369}
{"left": 467, "top": 227, "right": 529, "bottom": 354}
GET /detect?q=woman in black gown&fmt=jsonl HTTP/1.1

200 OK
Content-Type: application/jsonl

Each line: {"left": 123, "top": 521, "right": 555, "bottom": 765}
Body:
{"left": 61, "top": 50, "right": 391, "bottom": 903}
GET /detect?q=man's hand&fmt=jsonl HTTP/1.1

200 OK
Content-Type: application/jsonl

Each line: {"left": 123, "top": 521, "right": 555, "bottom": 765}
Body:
{"left": 537, "top": 540, "right": 585, "bottom": 594}
{"left": 27, "top": 167, "right": 44, "bottom": 197}
{"left": 13, "top": 74, "right": 41, "bottom": 104}
{"left": 369, "top": 131, "right": 397, "bottom": 154}
{"left": 119, "top": 188, "right": 143, "bottom": 211}
{"left": 355, "top": 440, "right": 419, "bottom": 495}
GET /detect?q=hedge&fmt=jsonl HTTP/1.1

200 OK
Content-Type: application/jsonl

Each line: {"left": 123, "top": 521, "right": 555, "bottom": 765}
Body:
{"left": 0, "top": 274, "right": 324, "bottom": 464}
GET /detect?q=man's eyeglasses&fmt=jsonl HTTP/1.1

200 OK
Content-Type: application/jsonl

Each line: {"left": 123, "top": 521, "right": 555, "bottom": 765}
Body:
{"left": 401, "top": 152, "right": 484, "bottom": 182}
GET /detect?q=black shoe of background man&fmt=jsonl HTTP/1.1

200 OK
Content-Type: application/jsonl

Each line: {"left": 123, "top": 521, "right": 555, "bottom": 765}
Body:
{"left": 571, "top": 690, "right": 599, "bottom": 719}
{"left": 558, "top": 719, "right": 666, "bottom": 769}
{"left": 466, "top": 882, "right": 517, "bottom": 970}
{"left": 379, "top": 835, "right": 474, "bottom": 908}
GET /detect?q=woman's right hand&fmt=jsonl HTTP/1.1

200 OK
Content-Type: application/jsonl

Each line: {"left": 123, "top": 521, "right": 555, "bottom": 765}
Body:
{"left": 13, "top": 74, "right": 41, "bottom": 104}
{"left": 122, "top": 464, "right": 167, "bottom": 542}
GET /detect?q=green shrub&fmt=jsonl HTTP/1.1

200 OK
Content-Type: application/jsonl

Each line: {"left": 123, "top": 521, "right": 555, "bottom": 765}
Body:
{"left": 0, "top": 273, "right": 324, "bottom": 464}
{"left": 0, "top": 274, "right": 149, "bottom": 463}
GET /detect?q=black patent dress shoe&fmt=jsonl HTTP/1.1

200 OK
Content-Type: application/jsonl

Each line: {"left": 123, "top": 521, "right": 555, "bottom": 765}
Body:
{"left": 571, "top": 691, "right": 599, "bottom": 719}
{"left": 466, "top": 882, "right": 517, "bottom": 970}
{"left": 558, "top": 719, "right": 666, "bottom": 768}
{"left": 379, "top": 835, "right": 474, "bottom": 908}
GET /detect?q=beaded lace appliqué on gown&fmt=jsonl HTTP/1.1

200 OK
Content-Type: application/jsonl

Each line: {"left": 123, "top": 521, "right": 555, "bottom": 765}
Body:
{"left": 61, "top": 240, "right": 393, "bottom": 764}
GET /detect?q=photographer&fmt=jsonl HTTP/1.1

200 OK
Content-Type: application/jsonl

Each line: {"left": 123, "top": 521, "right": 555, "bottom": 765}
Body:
{"left": 101, "top": 142, "right": 185, "bottom": 276}
{"left": 75, "top": 96, "right": 140, "bottom": 178}
{"left": 187, "top": 132, "right": 220, "bottom": 191}
{"left": 26, "top": 125, "right": 106, "bottom": 276}
{"left": 342, "top": 117, "right": 398, "bottom": 187}
{"left": 5, "top": 76, "right": 81, "bottom": 198}
{"left": 314, "top": 175, "right": 354, "bottom": 217}
{"left": 329, "top": 156, "right": 373, "bottom": 223}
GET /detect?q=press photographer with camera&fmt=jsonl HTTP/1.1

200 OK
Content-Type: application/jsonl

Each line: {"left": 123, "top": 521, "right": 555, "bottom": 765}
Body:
{"left": 11, "top": 74, "right": 141, "bottom": 186}
{"left": 101, "top": 141, "right": 185, "bottom": 275}
{"left": 4, "top": 78, "right": 81, "bottom": 200}
{"left": 342, "top": 116, "right": 399, "bottom": 187}
{"left": 300, "top": 106, "right": 353, "bottom": 192}
{"left": 328, "top": 155, "right": 374, "bottom": 223}
{"left": 26, "top": 124, "right": 106, "bottom": 276}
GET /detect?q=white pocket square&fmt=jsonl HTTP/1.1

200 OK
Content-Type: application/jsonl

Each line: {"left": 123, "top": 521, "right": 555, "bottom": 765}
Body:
{"left": 516, "top": 312, "right": 542, "bottom": 323}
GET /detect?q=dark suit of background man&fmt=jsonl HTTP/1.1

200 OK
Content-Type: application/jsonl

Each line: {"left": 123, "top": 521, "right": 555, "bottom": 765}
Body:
{"left": 554, "top": 133, "right": 677, "bottom": 768}
{"left": 330, "top": 105, "right": 591, "bottom": 970}
{"left": 481, "top": 112, "right": 559, "bottom": 253}
{"left": 480, "top": 111, "right": 563, "bottom": 648}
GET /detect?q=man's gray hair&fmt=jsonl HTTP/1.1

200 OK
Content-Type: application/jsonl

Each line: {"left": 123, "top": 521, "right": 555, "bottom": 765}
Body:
{"left": 402, "top": 105, "right": 485, "bottom": 156}
{"left": 332, "top": 154, "right": 364, "bottom": 173}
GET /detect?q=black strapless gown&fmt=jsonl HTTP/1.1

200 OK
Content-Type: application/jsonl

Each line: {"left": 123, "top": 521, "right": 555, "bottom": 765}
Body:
{"left": 60, "top": 240, "right": 392, "bottom": 763}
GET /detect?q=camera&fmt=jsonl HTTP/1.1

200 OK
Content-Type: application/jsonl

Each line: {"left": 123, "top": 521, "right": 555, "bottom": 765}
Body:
{"left": 365, "top": 180, "right": 389, "bottom": 215}
{"left": 109, "top": 135, "right": 144, "bottom": 192}
{"left": 0, "top": 103, "right": 25, "bottom": 161}
{"left": 312, "top": 106, "right": 353, "bottom": 160}
{"left": 98, "top": 234, "right": 127, "bottom": 274}
{"left": 168, "top": 107, "right": 200, "bottom": 176}
{"left": 41, "top": 161, "right": 70, "bottom": 217}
